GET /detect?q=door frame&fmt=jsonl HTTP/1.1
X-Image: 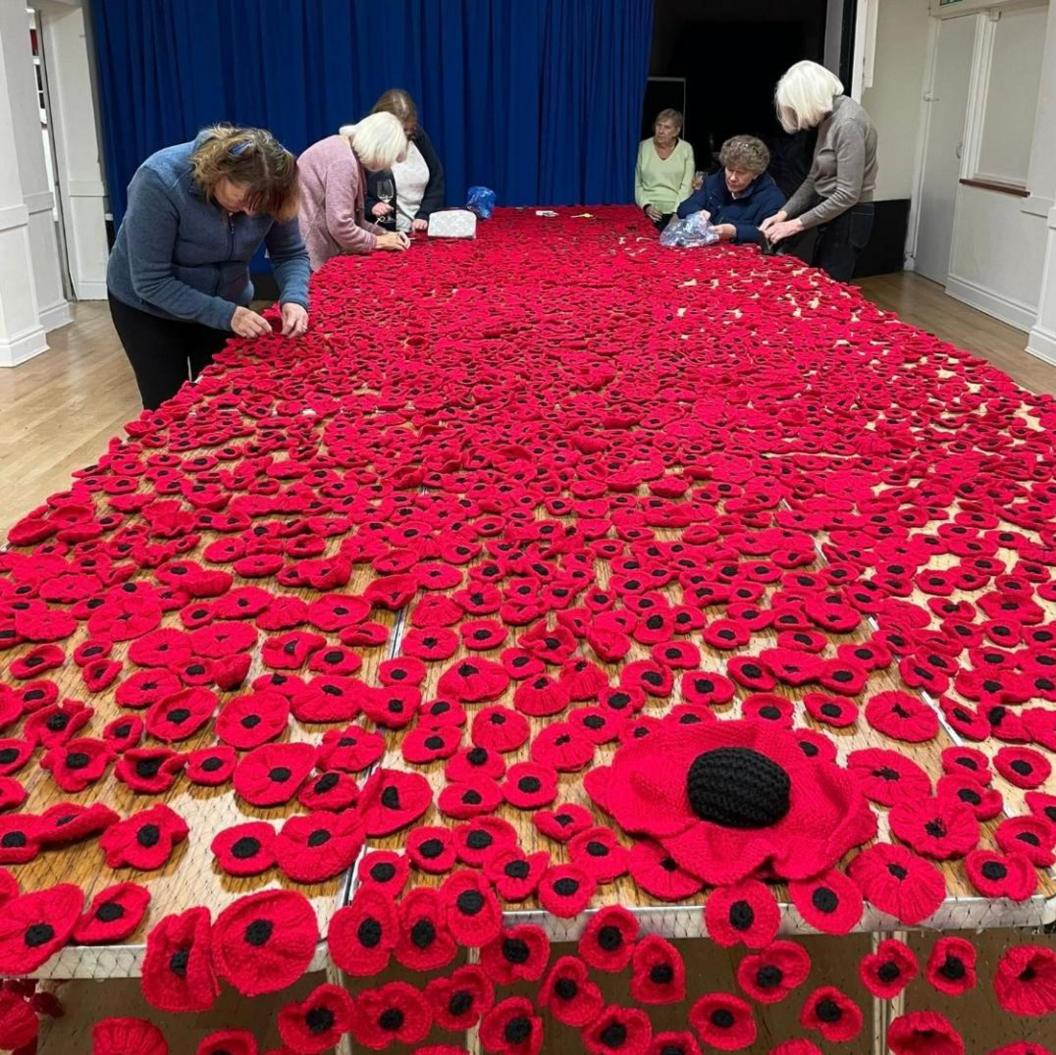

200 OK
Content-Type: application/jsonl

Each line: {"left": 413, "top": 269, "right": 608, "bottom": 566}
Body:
{"left": 903, "top": 14, "right": 943, "bottom": 270}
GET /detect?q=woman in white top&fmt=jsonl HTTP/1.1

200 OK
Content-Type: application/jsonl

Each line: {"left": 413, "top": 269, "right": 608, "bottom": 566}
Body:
{"left": 365, "top": 90, "right": 445, "bottom": 233}
{"left": 634, "top": 109, "right": 695, "bottom": 230}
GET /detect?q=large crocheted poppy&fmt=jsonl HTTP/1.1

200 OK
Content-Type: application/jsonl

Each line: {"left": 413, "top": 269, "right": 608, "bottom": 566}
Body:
{"left": 798, "top": 986, "right": 862, "bottom": 1043}
{"left": 994, "top": 944, "right": 1056, "bottom": 1017}
{"left": 859, "top": 937, "right": 917, "bottom": 998}
{"left": 277, "top": 982, "right": 354, "bottom": 1054}
{"left": 73, "top": 882, "right": 151, "bottom": 944}
{"left": 0, "top": 883, "right": 82, "bottom": 973}
{"left": 585, "top": 720, "right": 874, "bottom": 884}
{"left": 736, "top": 940, "right": 811, "bottom": 1004}
{"left": 688, "top": 992, "right": 756, "bottom": 1051}
{"left": 424, "top": 964, "right": 495, "bottom": 1032}
{"left": 480, "top": 924, "right": 551, "bottom": 984}
{"left": 847, "top": 843, "right": 945, "bottom": 924}
{"left": 479, "top": 996, "right": 543, "bottom": 1055}
{"left": 350, "top": 980, "right": 433, "bottom": 1051}
{"left": 582, "top": 1005, "right": 654, "bottom": 1055}
{"left": 925, "top": 936, "right": 977, "bottom": 996}
{"left": 141, "top": 907, "right": 217, "bottom": 1012}
{"left": 887, "top": 1011, "right": 964, "bottom": 1055}
{"left": 538, "top": 954, "right": 605, "bottom": 1028}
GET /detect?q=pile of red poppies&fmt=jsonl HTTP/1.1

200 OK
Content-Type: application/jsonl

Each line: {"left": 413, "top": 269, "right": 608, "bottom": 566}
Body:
{"left": 2, "top": 208, "right": 1055, "bottom": 1053}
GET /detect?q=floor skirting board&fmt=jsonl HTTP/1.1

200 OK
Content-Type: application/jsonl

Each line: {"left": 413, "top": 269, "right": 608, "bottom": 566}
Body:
{"left": 945, "top": 273, "right": 1035, "bottom": 332}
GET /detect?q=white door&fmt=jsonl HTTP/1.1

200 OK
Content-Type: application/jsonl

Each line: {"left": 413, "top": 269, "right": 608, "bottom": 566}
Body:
{"left": 913, "top": 15, "right": 975, "bottom": 284}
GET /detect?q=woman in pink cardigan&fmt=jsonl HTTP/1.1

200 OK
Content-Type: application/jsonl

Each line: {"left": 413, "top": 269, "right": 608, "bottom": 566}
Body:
{"left": 297, "top": 112, "right": 410, "bottom": 269}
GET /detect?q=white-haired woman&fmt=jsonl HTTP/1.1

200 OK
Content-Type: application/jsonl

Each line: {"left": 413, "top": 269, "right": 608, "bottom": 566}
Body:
{"left": 297, "top": 112, "right": 409, "bottom": 269}
{"left": 760, "top": 61, "right": 877, "bottom": 281}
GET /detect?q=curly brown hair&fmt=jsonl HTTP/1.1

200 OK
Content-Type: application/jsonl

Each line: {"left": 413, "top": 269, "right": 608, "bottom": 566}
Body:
{"left": 190, "top": 125, "right": 299, "bottom": 221}
{"left": 718, "top": 135, "right": 770, "bottom": 175}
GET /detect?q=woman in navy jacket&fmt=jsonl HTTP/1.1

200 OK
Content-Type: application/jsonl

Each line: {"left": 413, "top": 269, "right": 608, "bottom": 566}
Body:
{"left": 676, "top": 135, "right": 785, "bottom": 245}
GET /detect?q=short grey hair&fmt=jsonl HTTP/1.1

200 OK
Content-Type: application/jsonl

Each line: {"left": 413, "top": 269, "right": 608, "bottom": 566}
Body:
{"left": 719, "top": 135, "right": 770, "bottom": 175}
{"left": 775, "top": 60, "right": 843, "bottom": 133}
{"left": 339, "top": 112, "right": 407, "bottom": 171}
{"left": 655, "top": 108, "right": 683, "bottom": 131}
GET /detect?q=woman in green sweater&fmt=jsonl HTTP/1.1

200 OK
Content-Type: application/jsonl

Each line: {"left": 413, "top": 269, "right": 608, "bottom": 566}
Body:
{"left": 635, "top": 109, "right": 695, "bottom": 230}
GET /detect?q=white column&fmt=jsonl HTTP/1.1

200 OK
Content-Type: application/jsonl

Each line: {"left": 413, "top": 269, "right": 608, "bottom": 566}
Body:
{"left": 0, "top": 0, "right": 70, "bottom": 333}
{"left": 38, "top": 0, "right": 108, "bottom": 300}
{"left": 0, "top": 5, "right": 46, "bottom": 368}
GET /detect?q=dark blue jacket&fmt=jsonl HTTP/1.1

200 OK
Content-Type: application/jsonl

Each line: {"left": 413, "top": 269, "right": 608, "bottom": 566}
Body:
{"left": 675, "top": 170, "right": 786, "bottom": 245}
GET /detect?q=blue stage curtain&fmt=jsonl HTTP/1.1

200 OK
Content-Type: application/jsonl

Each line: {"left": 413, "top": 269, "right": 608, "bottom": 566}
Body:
{"left": 90, "top": 0, "right": 654, "bottom": 224}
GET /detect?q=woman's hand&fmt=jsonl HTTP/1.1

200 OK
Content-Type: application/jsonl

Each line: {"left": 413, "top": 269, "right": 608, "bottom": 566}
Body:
{"left": 280, "top": 302, "right": 309, "bottom": 338}
{"left": 371, "top": 201, "right": 393, "bottom": 217}
{"left": 230, "top": 306, "right": 272, "bottom": 339}
{"left": 376, "top": 231, "right": 410, "bottom": 251}
{"left": 412, "top": 218, "right": 429, "bottom": 232}
{"left": 765, "top": 217, "right": 804, "bottom": 245}
{"left": 715, "top": 224, "right": 737, "bottom": 241}
{"left": 759, "top": 210, "right": 788, "bottom": 236}
{"left": 644, "top": 205, "right": 662, "bottom": 222}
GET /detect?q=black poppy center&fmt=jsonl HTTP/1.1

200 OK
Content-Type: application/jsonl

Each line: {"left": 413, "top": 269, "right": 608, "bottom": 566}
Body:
{"left": 816, "top": 998, "right": 842, "bottom": 1022}
{"left": 244, "top": 919, "right": 274, "bottom": 947}
{"left": 687, "top": 748, "right": 791, "bottom": 828}
{"left": 24, "top": 923, "right": 54, "bottom": 948}
{"left": 505, "top": 1017, "right": 532, "bottom": 1044}
{"left": 231, "top": 836, "right": 261, "bottom": 859}
{"left": 877, "top": 962, "right": 901, "bottom": 983}
{"left": 811, "top": 887, "right": 839, "bottom": 914}
{"left": 597, "top": 925, "right": 622, "bottom": 951}
{"left": 306, "top": 1007, "right": 335, "bottom": 1034}
{"left": 378, "top": 1008, "right": 404, "bottom": 1031}
{"left": 710, "top": 1008, "right": 735, "bottom": 1028}
{"left": 456, "top": 890, "right": 485, "bottom": 916}
{"left": 96, "top": 902, "right": 125, "bottom": 923}
{"left": 503, "top": 937, "right": 530, "bottom": 964}
{"left": 554, "top": 977, "right": 578, "bottom": 1000}
{"left": 600, "top": 1023, "right": 628, "bottom": 1048}
{"left": 650, "top": 963, "right": 673, "bottom": 984}
{"left": 756, "top": 965, "right": 784, "bottom": 988}
{"left": 136, "top": 824, "right": 161, "bottom": 848}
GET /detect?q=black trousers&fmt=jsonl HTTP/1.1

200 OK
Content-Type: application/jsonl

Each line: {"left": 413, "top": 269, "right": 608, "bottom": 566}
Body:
{"left": 779, "top": 202, "right": 875, "bottom": 282}
{"left": 108, "top": 293, "right": 230, "bottom": 411}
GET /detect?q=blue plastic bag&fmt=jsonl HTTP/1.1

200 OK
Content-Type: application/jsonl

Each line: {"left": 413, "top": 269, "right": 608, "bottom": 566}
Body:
{"left": 466, "top": 186, "right": 496, "bottom": 219}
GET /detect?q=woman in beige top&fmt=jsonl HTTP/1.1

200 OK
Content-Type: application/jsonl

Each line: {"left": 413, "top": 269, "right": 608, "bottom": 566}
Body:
{"left": 634, "top": 109, "right": 695, "bottom": 230}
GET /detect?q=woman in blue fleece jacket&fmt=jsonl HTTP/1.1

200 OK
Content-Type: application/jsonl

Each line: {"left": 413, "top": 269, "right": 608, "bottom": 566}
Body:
{"left": 106, "top": 125, "right": 310, "bottom": 410}
{"left": 676, "top": 135, "right": 785, "bottom": 246}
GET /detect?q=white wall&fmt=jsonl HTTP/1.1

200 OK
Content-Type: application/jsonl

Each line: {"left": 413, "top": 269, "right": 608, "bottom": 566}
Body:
{"left": 862, "top": 0, "right": 932, "bottom": 200}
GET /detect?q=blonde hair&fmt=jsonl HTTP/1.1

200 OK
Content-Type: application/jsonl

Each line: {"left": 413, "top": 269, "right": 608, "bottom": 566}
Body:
{"left": 719, "top": 135, "right": 770, "bottom": 175}
{"left": 372, "top": 89, "right": 418, "bottom": 134}
{"left": 775, "top": 61, "right": 844, "bottom": 133}
{"left": 190, "top": 124, "right": 299, "bottom": 220}
{"left": 655, "top": 108, "right": 683, "bottom": 132}
{"left": 338, "top": 112, "right": 408, "bottom": 172}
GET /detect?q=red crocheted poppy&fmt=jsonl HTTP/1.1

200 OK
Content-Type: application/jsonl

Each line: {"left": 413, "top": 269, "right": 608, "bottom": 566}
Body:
{"left": 995, "top": 816, "right": 1056, "bottom": 867}
{"left": 403, "top": 725, "right": 464, "bottom": 767}
{"left": 144, "top": 687, "right": 217, "bottom": 743}
{"left": 261, "top": 630, "right": 327, "bottom": 671}
{"left": 395, "top": 887, "right": 458, "bottom": 971}
{"left": 210, "top": 821, "right": 276, "bottom": 877}
{"left": 423, "top": 965, "right": 493, "bottom": 1034}
{"left": 964, "top": 848, "right": 1037, "bottom": 900}
{"left": 24, "top": 700, "right": 92, "bottom": 748}
{"left": 360, "top": 769, "right": 433, "bottom": 835}
{"left": 316, "top": 725, "right": 384, "bottom": 773}
{"left": 574, "top": 905, "right": 637, "bottom": 972}
{"left": 102, "top": 715, "right": 144, "bottom": 753}
{"left": 538, "top": 863, "right": 596, "bottom": 917}
{"left": 941, "top": 745, "right": 992, "bottom": 784}
{"left": 329, "top": 885, "right": 398, "bottom": 977}
{"left": 379, "top": 655, "right": 426, "bottom": 686}
{"left": 437, "top": 658, "right": 510, "bottom": 703}
{"left": 646, "top": 1032, "right": 702, "bottom": 1055}
{"left": 1025, "top": 790, "right": 1056, "bottom": 828}
{"left": 995, "top": 746, "right": 1051, "bottom": 789}
{"left": 925, "top": 936, "right": 977, "bottom": 996}
{"left": 531, "top": 722, "right": 595, "bottom": 771}
{"left": 214, "top": 691, "right": 289, "bottom": 749}
{"left": 479, "top": 996, "right": 543, "bottom": 1055}
{"left": 141, "top": 907, "right": 218, "bottom": 1013}
{"left": 704, "top": 879, "right": 780, "bottom": 949}
{"left": 803, "top": 692, "right": 857, "bottom": 728}
{"left": 194, "top": 1030, "right": 256, "bottom": 1055}
{"left": 741, "top": 693, "right": 794, "bottom": 728}
{"left": 403, "top": 627, "right": 460, "bottom": 662}
{"left": 91, "top": 1017, "right": 169, "bottom": 1055}
{"left": 538, "top": 954, "right": 604, "bottom": 1027}
{"left": 357, "top": 850, "right": 409, "bottom": 898}
{"left": 587, "top": 719, "right": 875, "bottom": 884}
{"left": 798, "top": 985, "right": 862, "bottom": 1043}
{"left": 726, "top": 656, "right": 776, "bottom": 692}
{"left": 846, "top": 747, "right": 932, "bottom": 807}
{"left": 453, "top": 817, "right": 518, "bottom": 866}
{"left": 629, "top": 934, "right": 685, "bottom": 1004}
{"left": 419, "top": 695, "right": 468, "bottom": 729}
{"left": 889, "top": 796, "right": 980, "bottom": 859}
{"left": 0, "top": 814, "right": 40, "bottom": 865}
{"left": 689, "top": 992, "right": 756, "bottom": 1051}
{"left": 115, "top": 669, "right": 182, "bottom": 710}
{"left": 788, "top": 868, "right": 863, "bottom": 934}
{"left": 440, "top": 869, "right": 502, "bottom": 947}
{"left": 36, "top": 801, "right": 118, "bottom": 847}
{"left": 994, "top": 944, "right": 1056, "bottom": 1017}
{"left": 481, "top": 848, "right": 546, "bottom": 901}
{"left": 73, "top": 882, "right": 151, "bottom": 944}
{"left": 533, "top": 803, "right": 594, "bottom": 844}
{"left": 277, "top": 982, "right": 354, "bottom": 1054}
{"left": 472, "top": 707, "right": 531, "bottom": 753}
{"left": 274, "top": 810, "right": 364, "bottom": 883}
{"left": 212, "top": 889, "right": 318, "bottom": 997}
{"left": 407, "top": 827, "right": 458, "bottom": 874}
{"left": 182, "top": 746, "right": 236, "bottom": 787}
{"left": 864, "top": 691, "right": 939, "bottom": 742}
{"left": 502, "top": 761, "right": 558, "bottom": 809}
{"left": 936, "top": 774, "right": 1004, "bottom": 821}
{"left": 114, "top": 747, "right": 182, "bottom": 794}
{"left": 0, "top": 883, "right": 82, "bottom": 974}
{"left": 583, "top": 1005, "right": 654, "bottom": 1055}
{"left": 0, "top": 776, "right": 25, "bottom": 812}
{"left": 100, "top": 804, "right": 188, "bottom": 870}
{"left": 0, "top": 739, "right": 32, "bottom": 779}
{"left": 445, "top": 745, "right": 507, "bottom": 784}
{"left": 479, "top": 923, "right": 551, "bottom": 984}
{"left": 736, "top": 939, "right": 811, "bottom": 1004}
{"left": 627, "top": 839, "right": 702, "bottom": 901}
{"left": 41, "top": 737, "right": 112, "bottom": 793}
{"left": 598, "top": 684, "right": 646, "bottom": 717}
{"left": 847, "top": 843, "right": 945, "bottom": 925}
{"left": 233, "top": 741, "right": 317, "bottom": 807}
{"left": 859, "top": 936, "right": 917, "bottom": 998}
{"left": 887, "top": 1011, "right": 964, "bottom": 1055}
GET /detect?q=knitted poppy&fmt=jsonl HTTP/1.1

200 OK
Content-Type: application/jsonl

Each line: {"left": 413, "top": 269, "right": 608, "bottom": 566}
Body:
{"left": 569, "top": 706, "right": 625, "bottom": 744}
{"left": 941, "top": 745, "right": 992, "bottom": 784}
{"left": 600, "top": 684, "right": 646, "bottom": 717}
{"left": 479, "top": 996, "right": 543, "bottom": 1055}
{"left": 726, "top": 656, "right": 776, "bottom": 692}
{"left": 215, "top": 691, "right": 289, "bottom": 749}
{"left": 436, "top": 658, "right": 509, "bottom": 703}
{"left": 212, "top": 889, "right": 318, "bottom": 996}
{"left": 583, "top": 1006, "right": 654, "bottom": 1055}
{"left": 379, "top": 655, "right": 426, "bottom": 686}
{"left": 995, "top": 746, "right": 1051, "bottom": 789}
{"left": 995, "top": 817, "right": 1056, "bottom": 867}
{"left": 485, "top": 848, "right": 549, "bottom": 901}
{"left": 36, "top": 801, "right": 118, "bottom": 847}
{"left": 569, "top": 826, "right": 632, "bottom": 883}
{"left": 533, "top": 804, "right": 594, "bottom": 844}
{"left": 91, "top": 1017, "right": 169, "bottom": 1055}
{"left": 788, "top": 869, "right": 862, "bottom": 934}
{"left": 408, "top": 827, "right": 458, "bottom": 874}
{"left": 425, "top": 964, "right": 495, "bottom": 1031}
{"left": 261, "top": 630, "right": 327, "bottom": 671}
{"left": 803, "top": 692, "right": 857, "bottom": 728}
{"left": 102, "top": 715, "right": 144, "bottom": 753}
{"left": 859, "top": 937, "right": 917, "bottom": 998}
{"left": 741, "top": 693, "right": 794, "bottom": 728}
{"left": 41, "top": 736, "right": 112, "bottom": 793}
{"left": 195, "top": 1031, "right": 256, "bottom": 1055}
{"left": 419, "top": 696, "right": 468, "bottom": 729}
{"left": 404, "top": 725, "right": 464, "bottom": 766}
{"left": 316, "top": 725, "right": 385, "bottom": 773}
{"left": 538, "top": 954, "right": 605, "bottom": 1027}
{"left": 1025, "top": 790, "right": 1056, "bottom": 828}
{"left": 627, "top": 839, "right": 702, "bottom": 901}
{"left": 887, "top": 1011, "right": 964, "bottom": 1055}
{"left": 502, "top": 761, "right": 558, "bottom": 809}
{"left": 445, "top": 744, "right": 507, "bottom": 784}
{"left": 0, "top": 739, "right": 32, "bottom": 779}
{"left": 630, "top": 935, "right": 685, "bottom": 1004}
{"left": 704, "top": 879, "right": 780, "bottom": 949}
{"left": 210, "top": 822, "right": 276, "bottom": 877}
{"left": 274, "top": 810, "right": 364, "bottom": 883}
{"left": 646, "top": 1033, "right": 701, "bottom": 1055}
{"left": 277, "top": 983, "right": 354, "bottom": 1054}
{"left": 936, "top": 774, "right": 1004, "bottom": 821}
{"left": 0, "top": 814, "right": 40, "bottom": 865}
{"left": 864, "top": 691, "right": 939, "bottom": 742}
{"left": 141, "top": 907, "right": 218, "bottom": 1013}
{"left": 403, "top": 627, "right": 460, "bottom": 661}
{"left": 798, "top": 986, "right": 862, "bottom": 1043}
{"left": 846, "top": 748, "right": 932, "bottom": 806}
{"left": 0, "top": 988, "right": 39, "bottom": 1051}
{"left": 0, "top": 777, "right": 26, "bottom": 812}
{"left": 395, "top": 887, "right": 458, "bottom": 971}
{"left": 848, "top": 842, "right": 945, "bottom": 924}
{"left": 24, "top": 700, "right": 92, "bottom": 748}
{"left": 357, "top": 850, "right": 410, "bottom": 898}
{"left": 736, "top": 940, "right": 811, "bottom": 1004}
{"left": 73, "top": 882, "right": 151, "bottom": 944}
{"left": 0, "top": 883, "right": 82, "bottom": 973}
{"left": 114, "top": 747, "right": 183, "bottom": 795}
{"left": 538, "top": 863, "right": 597, "bottom": 917}
{"left": 472, "top": 707, "right": 531, "bottom": 753}
{"left": 453, "top": 817, "right": 518, "bottom": 866}
{"left": 100, "top": 804, "right": 189, "bottom": 870}
{"left": 115, "top": 669, "right": 182, "bottom": 710}
{"left": 233, "top": 742, "right": 317, "bottom": 807}
{"left": 993, "top": 944, "right": 1056, "bottom": 1016}
{"left": 925, "top": 936, "right": 977, "bottom": 996}
{"left": 360, "top": 769, "right": 433, "bottom": 835}
{"left": 531, "top": 722, "right": 594, "bottom": 771}
{"left": 576, "top": 905, "right": 638, "bottom": 972}
{"left": 328, "top": 886, "right": 398, "bottom": 976}
{"left": 180, "top": 745, "right": 235, "bottom": 788}
{"left": 480, "top": 924, "right": 551, "bottom": 984}
{"left": 440, "top": 869, "right": 502, "bottom": 946}
{"left": 889, "top": 797, "right": 980, "bottom": 859}
{"left": 964, "top": 848, "right": 1037, "bottom": 900}
{"left": 588, "top": 719, "right": 874, "bottom": 885}
{"left": 689, "top": 992, "right": 756, "bottom": 1052}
